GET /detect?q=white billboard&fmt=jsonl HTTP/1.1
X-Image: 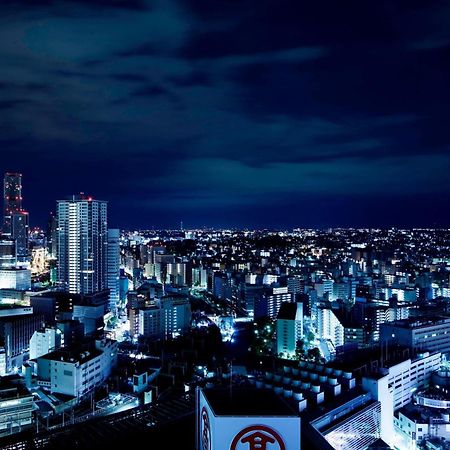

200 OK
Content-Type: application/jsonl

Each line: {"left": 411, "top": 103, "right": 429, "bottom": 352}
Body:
{"left": 197, "top": 389, "right": 301, "bottom": 450}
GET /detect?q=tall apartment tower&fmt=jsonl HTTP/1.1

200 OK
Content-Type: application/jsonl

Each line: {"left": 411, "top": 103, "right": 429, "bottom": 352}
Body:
{"left": 57, "top": 194, "right": 108, "bottom": 294}
{"left": 3, "top": 173, "right": 22, "bottom": 236}
{"left": 107, "top": 228, "right": 120, "bottom": 313}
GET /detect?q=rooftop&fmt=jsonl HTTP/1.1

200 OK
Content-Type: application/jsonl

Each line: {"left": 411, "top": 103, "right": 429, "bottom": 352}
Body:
{"left": 39, "top": 347, "right": 102, "bottom": 364}
{"left": 0, "top": 377, "right": 32, "bottom": 400}
{"left": 277, "top": 302, "right": 300, "bottom": 320}
{"left": 203, "top": 387, "right": 297, "bottom": 416}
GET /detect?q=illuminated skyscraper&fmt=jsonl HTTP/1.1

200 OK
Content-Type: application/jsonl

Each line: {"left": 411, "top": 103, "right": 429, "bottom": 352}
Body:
{"left": 12, "top": 210, "right": 29, "bottom": 261}
{"left": 107, "top": 228, "right": 120, "bottom": 312}
{"left": 57, "top": 194, "right": 108, "bottom": 294}
{"left": 3, "top": 173, "right": 22, "bottom": 236}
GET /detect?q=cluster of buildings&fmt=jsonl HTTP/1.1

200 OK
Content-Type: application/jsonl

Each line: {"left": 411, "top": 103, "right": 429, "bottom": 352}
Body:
{"left": 0, "top": 174, "right": 125, "bottom": 439}
{"left": 116, "top": 227, "right": 450, "bottom": 448}
{"left": 1, "top": 173, "right": 450, "bottom": 448}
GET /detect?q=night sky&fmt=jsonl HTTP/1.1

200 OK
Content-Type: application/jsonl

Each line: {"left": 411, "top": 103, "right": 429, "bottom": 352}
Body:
{"left": 1, "top": 0, "right": 450, "bottom": 229}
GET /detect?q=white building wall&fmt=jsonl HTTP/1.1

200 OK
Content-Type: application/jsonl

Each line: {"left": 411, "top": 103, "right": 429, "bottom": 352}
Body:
{"left": 364, "top": 352, "right": 441, "bottom": 413}
{"left": 317, "top": 308, "right": 344, "bottom": 349}
{"left": 0, "top": 268, "right": 31, "bottom": 290}
{"left": 276, "top": 304, "right": 303, "bottom": 357}
{"left": 30, "top": 327, "right": 61, "bottom": 360}
{"left": 37, "top": 340, "right": 118, "bottom": 400}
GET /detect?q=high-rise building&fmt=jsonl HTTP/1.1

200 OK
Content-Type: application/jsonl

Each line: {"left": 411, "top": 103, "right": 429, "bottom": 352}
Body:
{"left": 107, "top": 229, "right": 120, "bottom": 312}
{"left": 3, "top": 173, "right": 22, "bottom": 236}
{"left": 11, "top": 210, "right": 29, "bottom": 261}
{"left": 46, "top": 212, "right": 58, "bottom": 259}
{"left": 3, "top": 173, "right": 29, "bottom": 262}
{"left": 57, "top": 194, "right": 107, "bottom": 294}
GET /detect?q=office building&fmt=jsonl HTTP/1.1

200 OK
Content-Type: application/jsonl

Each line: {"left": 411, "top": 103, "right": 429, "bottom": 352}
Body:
{"left": 57, "top": 194, "right": 108, "bottom": 294}
{"left": 3, "top": 173, "right": 22, "bottom": 236}
{"left": 287, "top": 275, "right": 305, "bottom": 295}
{"left": 363, "top": 351, "right": 441, "bottom": 411}
{"left": 30, "top": 291, "right": 74, "bottom": 324}
{"left": 0, "top": 238, "right": 16, "bottom": 268}
{"left": 0, "top": 267, "right": 31, "bottom": 290}
{"left": 56, "top": 320, "right": 84, "bottom": 348}
{"left": 380, "top": 317, "right": 450, "bottom": 355}
{"left": 3, "top": 173, "right": 29, "bottom": 262}
{"left": 138, "top": 294, "right": 191, "bottom": 339}
{"left": 0, "top": 308, "right": 44, "bottom": 374}
{"left": 30, "top": 290, "right": 108, "bottom": 333}
{"left": 11, "top": 211, "right": 29, "bottom": 261}
{"left": 36, "top": 338, "right": 118, "bottom": 400}
{"left": 46, "top": 212, "right": 58, "bottom": 259}
{"left": 166, "top": 261, "right": 190, "bottom": 286}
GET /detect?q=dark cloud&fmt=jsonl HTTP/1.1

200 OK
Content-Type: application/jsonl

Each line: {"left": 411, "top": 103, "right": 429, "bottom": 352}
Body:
{"left": 0, "top": 99, "right": 34, "bottom": 109}
{"left": 0, "top": 82, "right": 49, "bottom": 93}
{"left": 115, "top": 43, "right": 158, "bottom": 58}
{"left": 131, "top": 84, "right": 174, "bottom": 98}
{"left": 109, "top": 73, "right": 149, "bottom": 83}
{"left": 168, "top": 70, "right": 212, "bottom": 87}
{"left": 2, "top": 0, "right": 150, "bottom": 10}
{"left": 178, "top": 1, "right": 399, "bottom": 60}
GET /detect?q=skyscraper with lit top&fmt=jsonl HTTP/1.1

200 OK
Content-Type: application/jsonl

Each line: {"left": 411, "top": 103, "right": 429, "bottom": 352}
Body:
{"left": 3, "top": 172, "right": 22, "bottom": 236}
{"left": 57, "top": 194, "right": 108, "bottom": 294}
{"left": 3, "top": 173, "right": 29, "bottom": 262}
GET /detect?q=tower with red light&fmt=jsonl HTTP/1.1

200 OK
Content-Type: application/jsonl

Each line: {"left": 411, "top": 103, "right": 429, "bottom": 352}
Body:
{"left": 3, "top": 173, "right": 29, "bottom": 262}
{"left": 3, "top": 172, "right": 23, "bottom": 236}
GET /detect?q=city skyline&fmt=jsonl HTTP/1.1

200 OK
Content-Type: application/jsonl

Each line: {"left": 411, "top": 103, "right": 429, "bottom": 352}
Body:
{"left": 1, "top": 1, "right": 450, "bottom": 229}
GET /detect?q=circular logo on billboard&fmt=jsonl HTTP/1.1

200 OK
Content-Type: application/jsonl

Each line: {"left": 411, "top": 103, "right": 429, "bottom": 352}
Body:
{"left": 201, "top": 406, "right": 212, "bottom": 450}
{"left": 230, "top": 425, "right": 286, "bottom": 450}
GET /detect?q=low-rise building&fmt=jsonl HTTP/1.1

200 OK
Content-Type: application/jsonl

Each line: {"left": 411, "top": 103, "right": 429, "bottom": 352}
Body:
{"left": 36, "top": 339, "right": 118, "bottom": 400}
{"left": 363, "top": 351, "right": 441, "bottom": 411}
{"left": 381, "top": 316, "right": 450, "bottom": 355}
